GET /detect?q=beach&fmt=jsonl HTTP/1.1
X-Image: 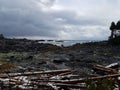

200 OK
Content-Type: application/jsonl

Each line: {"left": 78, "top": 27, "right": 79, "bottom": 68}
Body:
{"left": 0, "top": 38, "right": 120, "bottom": 75}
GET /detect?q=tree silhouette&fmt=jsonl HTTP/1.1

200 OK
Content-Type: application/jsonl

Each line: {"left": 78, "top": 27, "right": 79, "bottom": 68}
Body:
{"left": 110, "top": 22, "right": 116, "bottom": 39}
{"left": 116, "top": 21, "right": 120, "bottom": 29}
{"left": 109, "top": 20, "right": 120, "bottom": 45}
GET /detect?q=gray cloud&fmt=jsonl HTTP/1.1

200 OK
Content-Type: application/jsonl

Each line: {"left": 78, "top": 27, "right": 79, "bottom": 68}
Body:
{"left": 0, "top": 0, "right": 61, "bottom": 38}
{"left": 40, "top": 0, "right": 56, "bottom": 7}
{"left": 51, "top": 10, "right": 105, "bottom": 26}
{"left": 0, "top": 0, "right": 118, "bottom": 40}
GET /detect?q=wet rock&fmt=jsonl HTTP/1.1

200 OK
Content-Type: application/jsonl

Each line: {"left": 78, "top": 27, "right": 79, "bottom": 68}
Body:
{"left": 53, "top": 58, "right": 69, "bottom": 64}
{"left": 7, "top": 56, "right": 15, "bottom": 62}
{"left": 38, "top": 61, "right": 47, "bottom": 65}
{"left": 53, "top": 58, "right": 64, "bottom": 64}
{"left": 26, "top": 55, "right": 33, "bottom": 60}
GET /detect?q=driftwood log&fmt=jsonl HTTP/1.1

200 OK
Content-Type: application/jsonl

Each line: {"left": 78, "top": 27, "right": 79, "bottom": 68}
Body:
{"left": 95, "top": 65, "right": 118, "bottom": 74}
{"left": 0, "top": 69, "right": 71, "bottom": 78}
{"left": 58, "top": 73, "right": 120, "bottom": 84}
{"left": 27, "top": 73, "right": 120, "bottom": 84}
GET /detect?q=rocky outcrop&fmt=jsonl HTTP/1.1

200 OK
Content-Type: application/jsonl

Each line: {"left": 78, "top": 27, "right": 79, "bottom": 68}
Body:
{"left": 0, "top": 36, "right": 120, "bottom": 75}
{"left": 0, "top": 38, "right": 61, "bottom": 52}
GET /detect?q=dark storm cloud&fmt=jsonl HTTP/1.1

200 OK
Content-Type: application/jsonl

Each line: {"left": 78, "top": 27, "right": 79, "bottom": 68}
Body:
{"left": 0, "top": 0, "right": 61, "bottom": 38}
{"left": 0, "top": 0, "right": 119, "bottom": 40}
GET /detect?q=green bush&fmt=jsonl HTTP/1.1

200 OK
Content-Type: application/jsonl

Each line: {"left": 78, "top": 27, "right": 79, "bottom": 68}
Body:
{"left": 84, "top": 78, "right": 115, "bottom": 90}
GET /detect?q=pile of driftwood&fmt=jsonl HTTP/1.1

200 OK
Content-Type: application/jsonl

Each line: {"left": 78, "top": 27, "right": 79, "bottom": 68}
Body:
{"left": 0, "top": 63, "right": 120, "bottom": 90}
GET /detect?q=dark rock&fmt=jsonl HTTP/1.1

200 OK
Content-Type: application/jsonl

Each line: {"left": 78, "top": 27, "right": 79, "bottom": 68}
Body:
{"left": 38, "top": 61, "right": 47, "bottom": 65}
{"left": 53, "top": 58, "right": 64, "bottom": 64}
{"left": 26, "top": 55, "right": 33, "bottom": 60}
{"left": 7, "top": 56, "right": 15, "bottom": 62}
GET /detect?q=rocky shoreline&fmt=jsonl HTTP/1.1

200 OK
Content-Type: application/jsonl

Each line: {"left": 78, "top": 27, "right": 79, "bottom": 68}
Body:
{"left": 0, "top": 37, "right": 120, "bottom": 76}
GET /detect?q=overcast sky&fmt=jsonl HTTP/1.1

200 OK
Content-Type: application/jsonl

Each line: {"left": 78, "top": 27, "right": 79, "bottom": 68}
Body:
{"left": 0, "top": 0, "right": 120, "bottom": 40}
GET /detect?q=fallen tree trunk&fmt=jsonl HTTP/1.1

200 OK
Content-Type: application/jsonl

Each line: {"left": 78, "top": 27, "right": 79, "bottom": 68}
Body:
{"left": 28, "top": 73, "right": 120, "bottom": 84}
{"left": 0, "top": 69, "right": 71, "bottom": 78}
{"left": 55, "top": 83, "right": 85, "bottom": 88}
{"left": 56, "top": 73, "right": 120, "bottom": 84}
{"left": 95, "top": 65, "right": 118, "bottom": 74}
{"left": 58, "top": 71, "right": 72, "bottom": 76}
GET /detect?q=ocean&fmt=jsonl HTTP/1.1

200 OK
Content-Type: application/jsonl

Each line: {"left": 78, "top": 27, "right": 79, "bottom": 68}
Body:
{"left": 38, "top": 40, "right": 100, "bottom": 46}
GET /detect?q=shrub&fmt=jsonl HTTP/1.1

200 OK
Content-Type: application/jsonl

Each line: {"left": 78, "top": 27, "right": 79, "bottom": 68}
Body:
{"left": 84, "top": 78, "right": 115, "bottom": 90}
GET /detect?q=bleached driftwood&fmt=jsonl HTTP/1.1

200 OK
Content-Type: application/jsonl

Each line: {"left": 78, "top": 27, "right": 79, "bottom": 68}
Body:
{"left": 95, "top": 65, "right": 118, "bottom": 74}
{"left": 0, "top": 69, "right": 71, "bottom": 78}
{"left": 59, "top": 73, "right": 120, "bottom": 84}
